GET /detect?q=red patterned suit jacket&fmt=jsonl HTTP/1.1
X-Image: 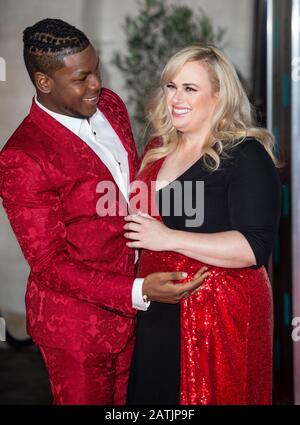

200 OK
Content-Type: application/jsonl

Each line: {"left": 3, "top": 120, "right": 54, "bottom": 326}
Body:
{"left": 0, "top": 88, "right": 139, "bottom": 353}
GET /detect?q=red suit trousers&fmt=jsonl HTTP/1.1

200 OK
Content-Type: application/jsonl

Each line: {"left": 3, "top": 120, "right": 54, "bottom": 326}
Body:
{"left": 38, "top": 337, "right": 135, "bottom": 405}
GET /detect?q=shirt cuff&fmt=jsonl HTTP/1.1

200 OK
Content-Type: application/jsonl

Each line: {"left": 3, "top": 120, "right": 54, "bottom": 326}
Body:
{"left": 134, "top": 249, "right": 139, "bottom": 264}
{"left": 132, "top": 278, "right": 150, "bottom": 311}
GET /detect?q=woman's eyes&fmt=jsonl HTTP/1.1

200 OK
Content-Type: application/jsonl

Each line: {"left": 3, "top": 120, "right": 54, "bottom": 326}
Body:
{"left": 166, "top": 84, "right": 197, "bottom": 92}
{"left": 185, "top": 86, "right": 197, "bottom": 92}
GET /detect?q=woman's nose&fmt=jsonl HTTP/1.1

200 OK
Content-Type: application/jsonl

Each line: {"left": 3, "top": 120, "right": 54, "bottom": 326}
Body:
{"left": 172, "top": 89, "right": 184, "bottom": 103}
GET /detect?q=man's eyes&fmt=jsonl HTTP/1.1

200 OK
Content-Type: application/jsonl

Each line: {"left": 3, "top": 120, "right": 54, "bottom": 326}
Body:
{"left": 73, "top": 76, "right": 87, "bottom": 83}
{"left": 74, "top": 68, "right": 100, "bottom": 83}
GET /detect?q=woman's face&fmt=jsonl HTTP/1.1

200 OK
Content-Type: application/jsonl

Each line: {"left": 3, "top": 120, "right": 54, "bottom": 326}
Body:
{"left": 165, "top": 60, "right": 218, "bottom": 137}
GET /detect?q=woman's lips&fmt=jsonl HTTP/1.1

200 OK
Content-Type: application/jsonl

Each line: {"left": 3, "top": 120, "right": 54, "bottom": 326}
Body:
{"left": 172, "top": 107, "right": 192, "bottom": 117}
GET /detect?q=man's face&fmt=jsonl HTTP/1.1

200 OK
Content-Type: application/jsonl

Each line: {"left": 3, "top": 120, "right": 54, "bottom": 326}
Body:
{"left": 41, "top": 44, "right": 102, "bottom": 118}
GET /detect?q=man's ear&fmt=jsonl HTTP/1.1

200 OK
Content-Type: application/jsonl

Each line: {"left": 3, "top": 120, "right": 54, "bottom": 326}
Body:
{"left": 34, "top": 72, "right": 53, "bottom": 94}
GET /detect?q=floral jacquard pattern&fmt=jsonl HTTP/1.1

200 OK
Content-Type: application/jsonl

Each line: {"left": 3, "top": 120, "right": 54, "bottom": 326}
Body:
{"left": 0, "top": 89, "right": 138, "bottom": 354}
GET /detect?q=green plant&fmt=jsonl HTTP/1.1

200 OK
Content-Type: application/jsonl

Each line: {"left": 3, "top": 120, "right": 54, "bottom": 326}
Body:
{"left": 112, "top": 0, "right": 226, "bottom": 145}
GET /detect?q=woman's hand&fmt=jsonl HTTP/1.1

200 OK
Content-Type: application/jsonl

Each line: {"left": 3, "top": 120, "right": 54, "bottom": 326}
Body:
{"left": 124, "top": 212, "right": 173, "bottom": 251}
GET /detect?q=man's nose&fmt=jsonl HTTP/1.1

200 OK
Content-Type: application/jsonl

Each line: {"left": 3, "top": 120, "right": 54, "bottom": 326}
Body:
{"left": 89, "top": 74, "right": 102, "bottom": 90}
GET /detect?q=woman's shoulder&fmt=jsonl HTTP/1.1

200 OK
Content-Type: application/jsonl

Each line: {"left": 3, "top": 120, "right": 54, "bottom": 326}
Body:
{"left": 224, "top": 137, "right": 278, "bottom": 182}
{"left": 227, "top": 137, "right": 274, "bottom": 166}
{"left": 230, "top": 137, "right": 267, "bottom": 155}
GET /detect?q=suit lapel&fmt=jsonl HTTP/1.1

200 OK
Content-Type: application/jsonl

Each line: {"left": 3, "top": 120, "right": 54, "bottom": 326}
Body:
{"left": 98, "top": 92, "right": 137, "bottom": 184}
{"left": 30, "top": 98, "right": 135, "bottom": 204}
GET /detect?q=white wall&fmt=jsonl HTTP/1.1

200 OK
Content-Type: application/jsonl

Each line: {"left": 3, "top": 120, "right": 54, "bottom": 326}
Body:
{"left": 90, "top": 0, "right": 254, "bottom": 106}
{"left": 0, "top": 0, "right": 83, "bottom": 314}
{"left": 0, "top": 0, "right": 254, "bottom": 314}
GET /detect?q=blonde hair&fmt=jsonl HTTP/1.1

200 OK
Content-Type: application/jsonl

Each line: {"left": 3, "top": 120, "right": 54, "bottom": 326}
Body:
{"left": 140, "top": 45, "right": 278, "bottom": 172}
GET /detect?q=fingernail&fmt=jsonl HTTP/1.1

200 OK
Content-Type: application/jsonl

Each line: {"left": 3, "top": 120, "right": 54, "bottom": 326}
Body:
{"left": 182, "top": 272, "right": 188, "bottom": 278}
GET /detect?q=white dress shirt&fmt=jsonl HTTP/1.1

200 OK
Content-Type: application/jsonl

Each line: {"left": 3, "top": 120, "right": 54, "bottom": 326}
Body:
{"left": 35, "top": 97, "right": 149, "bottom": 311}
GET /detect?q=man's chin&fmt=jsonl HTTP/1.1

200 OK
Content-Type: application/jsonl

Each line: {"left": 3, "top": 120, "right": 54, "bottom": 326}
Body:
{"left": 67, "top": 106, "right": 97, "bottom": 120}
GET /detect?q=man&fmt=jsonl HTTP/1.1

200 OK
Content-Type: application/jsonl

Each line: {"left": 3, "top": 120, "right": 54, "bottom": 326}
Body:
{"left": 0, "top": 19, "right": 207, "bottom": 404}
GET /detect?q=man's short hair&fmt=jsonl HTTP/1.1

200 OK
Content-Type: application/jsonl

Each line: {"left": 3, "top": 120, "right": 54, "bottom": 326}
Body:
{"left": 23, "top": 18, "right": 90, "bottom": 84}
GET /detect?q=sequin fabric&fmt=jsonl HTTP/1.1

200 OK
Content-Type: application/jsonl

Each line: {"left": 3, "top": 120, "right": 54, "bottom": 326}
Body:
{"left": 134, "top": 152, "right": 273, "bottom": 405}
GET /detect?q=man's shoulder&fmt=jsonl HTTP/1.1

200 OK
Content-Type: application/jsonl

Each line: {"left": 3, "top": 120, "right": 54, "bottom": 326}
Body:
{"left": 1, "top": 112, "right": 47, "bottom": 161}
{"left": 2, "top": 115, "right": 32, "bottom": 150}
{"left": 99, "top": 88, "right": 128, "bottom": 112}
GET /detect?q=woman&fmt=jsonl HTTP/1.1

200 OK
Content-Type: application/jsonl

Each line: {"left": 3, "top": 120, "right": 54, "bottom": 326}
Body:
{"left": 125, "top": 45, "right": 281, "bottom": 405}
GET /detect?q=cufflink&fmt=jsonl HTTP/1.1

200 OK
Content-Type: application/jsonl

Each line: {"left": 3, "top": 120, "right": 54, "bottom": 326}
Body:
{"left": 142, "top": 294, "right": 149, "bottom": 303}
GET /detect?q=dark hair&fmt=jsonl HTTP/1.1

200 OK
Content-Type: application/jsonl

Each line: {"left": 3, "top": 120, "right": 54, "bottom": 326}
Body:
{"left": 23, "top": 18, "right": 90, "bottom": 84}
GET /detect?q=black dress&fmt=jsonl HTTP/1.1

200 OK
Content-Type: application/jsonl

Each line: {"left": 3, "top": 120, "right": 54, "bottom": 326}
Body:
{"left": 127, "top": 138, "right": 281, "bottom": 405}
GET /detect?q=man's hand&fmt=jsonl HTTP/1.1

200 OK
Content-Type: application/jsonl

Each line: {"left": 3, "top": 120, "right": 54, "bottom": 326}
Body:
{"left": 142, "top": 267, "right": 210, "bottom": 304}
